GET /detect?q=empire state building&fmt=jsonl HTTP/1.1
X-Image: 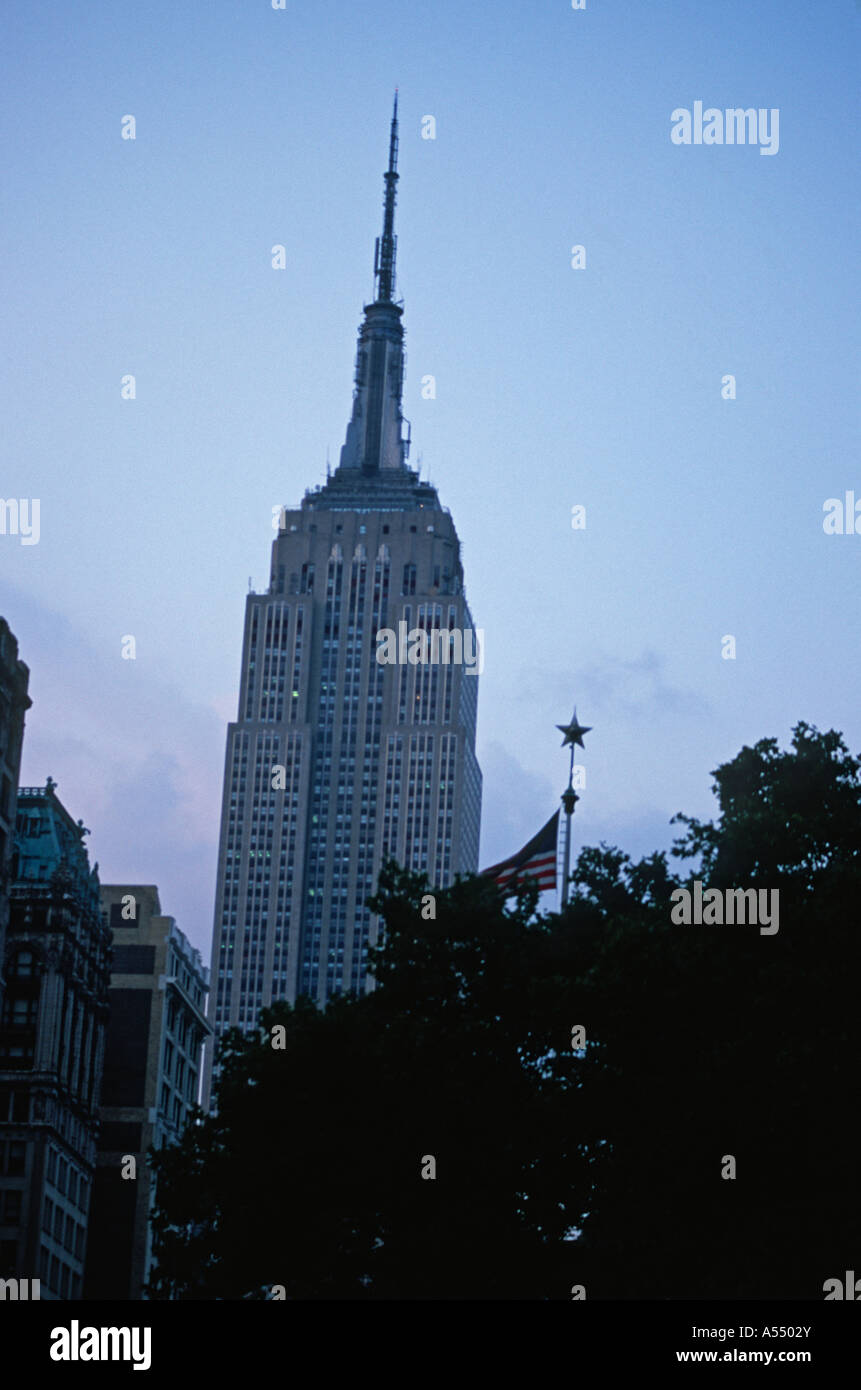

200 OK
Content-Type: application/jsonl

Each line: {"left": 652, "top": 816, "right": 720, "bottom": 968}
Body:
{"left": 204, "top": 96, "right": 482, "bottom": 1103}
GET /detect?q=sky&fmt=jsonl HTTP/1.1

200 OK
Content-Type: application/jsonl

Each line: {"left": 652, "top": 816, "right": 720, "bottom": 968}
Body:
{"left": 1, "top": 0, "right": 858, "bottom": 961}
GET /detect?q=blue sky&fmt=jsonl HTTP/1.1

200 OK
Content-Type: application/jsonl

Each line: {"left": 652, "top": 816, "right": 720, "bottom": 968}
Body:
{"left": 1, "top": 0, "right": 858, "bottom": 958}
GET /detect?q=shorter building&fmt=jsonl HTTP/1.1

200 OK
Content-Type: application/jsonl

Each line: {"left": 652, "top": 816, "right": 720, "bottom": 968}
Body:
{"left": 0, "top": 618, "right": 31, "bottom": 1012}
{"left": 84, "top": 886, "right": 210, "bottom": 1300}
{"left": 0, "top": 781, "right": 110, "bottom": 1299}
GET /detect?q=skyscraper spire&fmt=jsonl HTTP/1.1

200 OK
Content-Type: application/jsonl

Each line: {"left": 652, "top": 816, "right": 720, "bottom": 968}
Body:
{"left": 374, "top": 90, "right": 399, "bottom": 303}
{"left": 204, "top": 96, "right": 482, "bottom": 1108}
{"left": 338, "top": 92, "right": 409, "bottom": 475}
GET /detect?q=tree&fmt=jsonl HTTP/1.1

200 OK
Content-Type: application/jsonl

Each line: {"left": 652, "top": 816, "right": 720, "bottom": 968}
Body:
{"left": 567, "top": 722, "right": 861, "bottom": 1297}
{"left": 148, "top": 722, "right": 861, "bottom": 1299}
{"left": 148, "top": 870, "right": 592, "bottom": 1299}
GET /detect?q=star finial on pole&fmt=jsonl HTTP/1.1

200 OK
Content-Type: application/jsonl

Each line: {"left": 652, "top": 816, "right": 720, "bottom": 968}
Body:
{"left": 557, "top": 707, "right": 592, "bottom": 750}
{"left": 557, "top": 705, "right": 592, "bottom": 907}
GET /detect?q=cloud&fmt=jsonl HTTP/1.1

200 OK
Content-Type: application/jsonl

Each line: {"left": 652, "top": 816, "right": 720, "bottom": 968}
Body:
{"left": 516, "top": 648, "right": 711, "bottom": 721}
{"left": 572, "top": 804, "right": 683, "bottom": 865}
{"left": 5, "top": 588, "right": 223, "bottom": 959}
{"left": 477, "top": 740, "right": 557, "bottom": 868}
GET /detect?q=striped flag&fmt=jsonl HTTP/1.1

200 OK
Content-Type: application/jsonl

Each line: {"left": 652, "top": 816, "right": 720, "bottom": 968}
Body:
{"left": 481, "top": 811, "right": 559, "bottom": 893}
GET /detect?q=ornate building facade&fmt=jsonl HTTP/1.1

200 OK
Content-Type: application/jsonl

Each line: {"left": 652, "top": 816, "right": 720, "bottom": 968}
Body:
{"left": 0, "top": 781, "right": 110, "bottom": 1299}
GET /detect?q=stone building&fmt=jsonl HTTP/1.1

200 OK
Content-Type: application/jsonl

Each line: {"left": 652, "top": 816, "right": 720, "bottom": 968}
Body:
{"left": 0, "top": 617, "right": 31, "bottom": 1014}
{"left": 0, "top": 781, "right": 110, "bottom": 1299}
{"left": 84, "top": 885, "right": 210, "bottom": 1300}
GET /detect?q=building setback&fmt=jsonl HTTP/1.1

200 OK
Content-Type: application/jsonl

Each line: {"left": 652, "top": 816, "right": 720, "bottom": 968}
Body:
{"left": 0, "top": 781, "right": 110, "bottom": 1299}
{"left": 203, "top": 96, "right": 482, "bottom": 1105}
{"left": 0, "top": 618, "right": 31, "bottom": 1015}
{"left": 84, "top": 885, "right": 210, "bottom": 1301}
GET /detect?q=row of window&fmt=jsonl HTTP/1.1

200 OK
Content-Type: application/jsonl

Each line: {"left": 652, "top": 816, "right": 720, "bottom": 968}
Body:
{"left": 0, "top": 1142, "right": 89, "bottom": 1219}
{"left": 46, "top": 1148, "right": 89, "bottom": 1211}
{"left": 40, "top": 1244, "right": 81, "bottom": 1299}
{"left": 159, "top": 1084, "right": 188, "bottom": 1130}
{"left": 41, "top": 1197, "right": 85, "bottom": 1259}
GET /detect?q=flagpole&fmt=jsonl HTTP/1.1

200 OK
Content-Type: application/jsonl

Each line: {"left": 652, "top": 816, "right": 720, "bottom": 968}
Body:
{"left": 560, "top": 749, "right": 579, "bottom": 907}
{"left": 556, "top": 707, "right": 591, "bottom": 908}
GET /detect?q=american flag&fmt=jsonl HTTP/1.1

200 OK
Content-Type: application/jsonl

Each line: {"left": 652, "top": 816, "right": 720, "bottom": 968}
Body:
{"left": 481, "top": 810, "right": 559, "bottom": 893}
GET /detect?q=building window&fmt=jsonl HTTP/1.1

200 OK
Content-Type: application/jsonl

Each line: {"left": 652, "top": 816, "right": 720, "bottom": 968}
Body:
{"left": 12, "top": 951, "right": 33, "bottom": 978}
{"left": 109, "top": 902, "right": 134, "bottom": 932}
{"left": 1, "top": 1190, "right": 21, "bottom": 1223}
{"left": 8, "top": 997, "right": 37, "bottom": 1028}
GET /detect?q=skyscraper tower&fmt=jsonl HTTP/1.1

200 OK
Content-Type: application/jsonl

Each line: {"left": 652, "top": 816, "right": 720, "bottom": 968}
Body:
{"left": 204, "top": 96, "right": 482, "bottom": 1105}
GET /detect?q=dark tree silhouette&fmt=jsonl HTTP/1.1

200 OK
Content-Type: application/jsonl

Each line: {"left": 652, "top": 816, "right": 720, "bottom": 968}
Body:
{"left": 571, "top": 721, "right": 861, "bottom": 1297}
{"left": 148, "top": 871, "right": 592, "bottom": 1299}
{"left": 147, "top": 723, "right": 860, "bottom": 1299}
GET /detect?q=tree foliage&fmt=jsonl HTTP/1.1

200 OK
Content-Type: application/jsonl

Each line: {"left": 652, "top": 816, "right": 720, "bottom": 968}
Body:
{"left": 148, "top": 723, "right": 861, "bottom": 1299}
